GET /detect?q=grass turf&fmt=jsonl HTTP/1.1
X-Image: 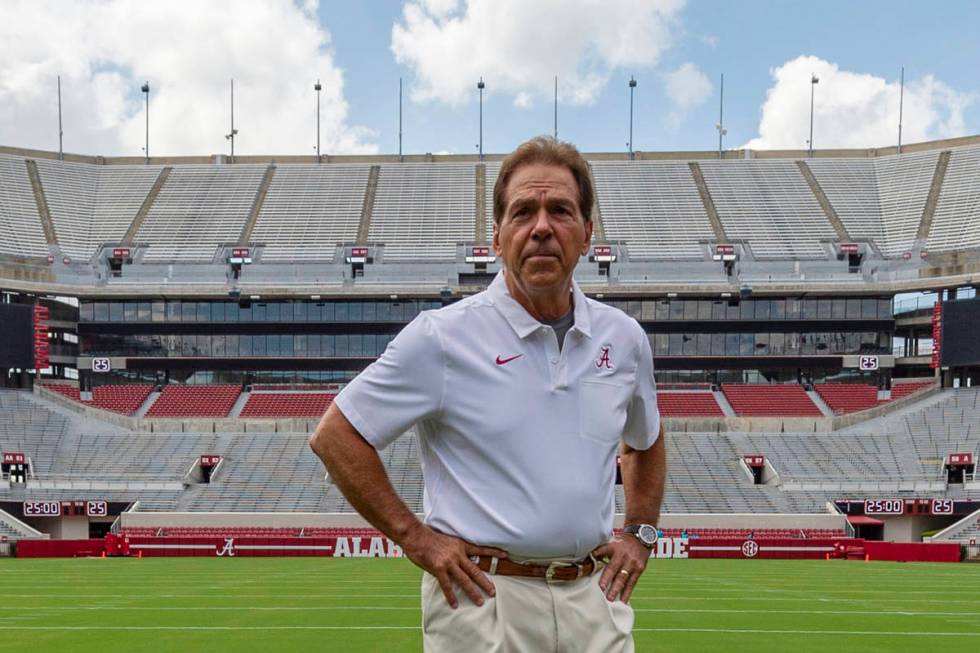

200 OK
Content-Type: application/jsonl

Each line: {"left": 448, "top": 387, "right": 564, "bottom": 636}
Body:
{"left": 0, "top": 557, "right": 978, "bottom": 652}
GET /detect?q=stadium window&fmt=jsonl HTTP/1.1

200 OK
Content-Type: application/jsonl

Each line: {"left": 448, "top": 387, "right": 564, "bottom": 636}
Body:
{"left": 739, "top": 333, "right": 755, "bottom": 356}
{"left": 267, "top": 335, "right": 280, "bottom": 357}
{"left": 696, "top": 333, "right": 711, "bottom": 355}
{"left": 770, "top": 332, "right": 785, "bottom": 355}
{"left": 348, "top": 302, "right": 363, "bottom": 321}
{"left": 831, "top": 299, "right": 847, "bottom": 319}
{"left": 770, "top": 299, "right": 785, "bottom": 320}
{"left": 711, "top": 301, "right": 726, "bottom": 320}
{"left": 640, "top": 300, "right": 657, "bottom": 321}
{"left": 213, "top": 335, "right": 225, "bottom": 357}
{"left": 236, "top": 335, "right": 249, "bottom": 356}
{"left": 697, "top": 300, "right": 712, "bottom": 320}
{"left": 711, "top": 332, "right": 725, "bottom": 355}
{"left": 137, "top": 302, "right": 151, "bottom": 321}
{"left": 281, "top": 334, "right": 294, "bottom": 356}
{"left": 655, "top": 300, "right": 671, "bottom": 321}
{"left": 322, "top": 335, "right": 335, "bottom": 357}
{"left": 681, "top": 333, "right": 696, "bottom": 356}
{"left": 846, "top": 298, "right": 862, "bottom": 319}
{"left": 361, "top": 301, "right": 377, "bottom": 321}
{"left": 265, "top": 302, "right": 281, "bottom": 322}
{"left": 180, "top": 301, "right": 195, "bottom": 322}
{"left": 815, "top": 299, "right": 831, "bottom": 319}
{"left": 879, "top": 298, "right": 893, "bottom": 319}
{"left": 252, "top": 303, "right": 267, "bottom": 321}
{"left": 109, "top": 302, "right": 124, "bottom": 321}
{"left": 294, "top": 302, "right": 309, "bottom": 321}
{"left": 625, "top": 300, "right": 641, "bottom": 319}
{"left": 336, "top": 334, "right": 350, "bottom": 356}
{"left": 122, "top": 302, "right": 137, "bottom": 322}
{"left": 683, "top": 300, "right": 699, "bottom": 320}
{"left": 309, "top": 302, "right": 323, "bottom": 321}
{"left": 784, "top": 298, "right": 802, "bottom": 320}
{"left": 653, "top": 334, "right": 667, "bottom": 356}
{"left": 725, "top": 301, "right": 740, "bottom": 321}
{"left": 165, "top": 301, "right": 179, "bottom": 322}
{"left": 294, "top": 334, "right": 307, "bottom": 356}
{"left": 335, "top": 302, "right": 349, "bottom": 321}
{"left": 253, "top": 335, "right": 267, "bottom": 356}
{"left": 726, "top": 333, "right": 740, "bottom": 356}
{"left": 307, "top": 334, "right": 320, "bottom": 356}
{"left": 802, "top": 299, "right": 818, "bottom": 320}
{"left": 862, "top": 298, "right": 878, "bottom": 319}
{"left": 755, "top": 333, "right": 770, "bottom": 355}
{"left": 669, "top": 300, "right": 684, "bottom": 320}
{"left": 668, "top": 333, "right": 683, "bottom": 355}
{"left": 79, "top": 302, "right": 94, "bottom": 321}
{"left": 754, "top": 299, "right": 771, "bottom": 320}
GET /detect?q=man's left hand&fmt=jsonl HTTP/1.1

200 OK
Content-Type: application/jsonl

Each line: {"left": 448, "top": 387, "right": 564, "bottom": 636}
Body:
{"left": 591, "top": 534, "right": 651, "bottom": 603}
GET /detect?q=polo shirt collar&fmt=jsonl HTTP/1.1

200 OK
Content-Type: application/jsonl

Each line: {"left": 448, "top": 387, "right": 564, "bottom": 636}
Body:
{"left": 488, "top": 270, "right": 592, "bottom": 340}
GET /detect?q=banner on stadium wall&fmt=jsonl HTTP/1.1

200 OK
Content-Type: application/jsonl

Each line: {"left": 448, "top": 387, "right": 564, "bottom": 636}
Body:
{"left": 121, "top": 535, "right": 404, "bottom": 558}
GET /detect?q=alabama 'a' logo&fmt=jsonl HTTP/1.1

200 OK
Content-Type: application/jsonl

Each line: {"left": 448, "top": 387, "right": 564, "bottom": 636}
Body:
{"left": 216, "top": 537, "right": 236, "bottom": 557}
{"left": 595, "top": 344, "right": 614, "bottom": 370}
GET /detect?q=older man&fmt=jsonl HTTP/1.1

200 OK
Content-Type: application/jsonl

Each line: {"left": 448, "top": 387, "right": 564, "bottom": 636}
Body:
{"left": 309, "top": 136, "right": 665, "bottom": 652}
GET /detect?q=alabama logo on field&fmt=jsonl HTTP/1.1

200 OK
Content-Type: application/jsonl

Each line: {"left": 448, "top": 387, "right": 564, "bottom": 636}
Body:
{"left": 595, "top": 344, "right": 614, "bottom": 371}
{"left": 741, "top": 540, "right": 759, "bottom": 558}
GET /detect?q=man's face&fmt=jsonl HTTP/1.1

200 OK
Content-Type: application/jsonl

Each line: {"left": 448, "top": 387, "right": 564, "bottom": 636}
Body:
{"left": 493, "top": 162, "right": 592, "bottom": 297}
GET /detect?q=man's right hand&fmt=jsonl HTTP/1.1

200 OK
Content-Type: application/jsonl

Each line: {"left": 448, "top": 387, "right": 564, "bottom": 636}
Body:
{"left": 401, "top": 523, "right": 508, "bottom": 609}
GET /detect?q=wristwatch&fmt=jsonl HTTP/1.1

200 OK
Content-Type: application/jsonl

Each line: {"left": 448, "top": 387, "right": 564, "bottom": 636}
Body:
{"left": 623, "top": 524, "right": 659, "bottom": 548}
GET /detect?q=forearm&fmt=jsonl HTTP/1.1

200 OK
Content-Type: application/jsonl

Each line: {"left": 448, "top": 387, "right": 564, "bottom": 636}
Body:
{"left": 309, "top": 404, "right": 422, "bottom": 545}
{"left": 620, "top": 423, "right": 666, "bottom": 525}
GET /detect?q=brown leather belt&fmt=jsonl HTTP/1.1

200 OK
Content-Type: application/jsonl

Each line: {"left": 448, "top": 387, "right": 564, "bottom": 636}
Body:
{"left": 472, "top": 555, "right": 600, "bottom": 582}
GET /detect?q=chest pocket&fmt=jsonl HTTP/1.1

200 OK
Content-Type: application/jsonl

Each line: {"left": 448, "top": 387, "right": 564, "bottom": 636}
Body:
{"left": 579, "top": 379, "right": 631, "bottom": 445}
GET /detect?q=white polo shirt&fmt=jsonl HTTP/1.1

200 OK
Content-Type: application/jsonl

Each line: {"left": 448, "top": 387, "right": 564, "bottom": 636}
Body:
{"left": 334, "top": 270, "right": 660, "bottom": 560}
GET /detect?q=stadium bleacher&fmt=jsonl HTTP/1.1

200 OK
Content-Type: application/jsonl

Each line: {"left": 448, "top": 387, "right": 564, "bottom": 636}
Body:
{"left": 722, "top": 384, "right": 823, "bottom": 417}
{"left": 144, "top": 385, "right": 240, "bottom": 418}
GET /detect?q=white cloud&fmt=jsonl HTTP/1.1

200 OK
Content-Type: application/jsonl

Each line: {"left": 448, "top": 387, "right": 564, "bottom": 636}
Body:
{"left": 699, "top": 34, "right": 719, "bottom": 48}
{"left": 745, "top": 55, "right": 974, "bottom": 150}
{"left": 391, "top": 0, "right": 685, "bottom": 108}
{"left": 664, "top": 63, "right": 712, "bottom": 109}
{"left": 0, "top": 0, "right": 377, "bottom": 156}
{"left": 661, "top": 62, "right": 712, "bottom": 127}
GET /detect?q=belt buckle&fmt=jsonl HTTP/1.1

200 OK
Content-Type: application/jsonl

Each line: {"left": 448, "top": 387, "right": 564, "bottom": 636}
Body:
{"left": 545, "top": 560, "right": 575, "bottom": 583}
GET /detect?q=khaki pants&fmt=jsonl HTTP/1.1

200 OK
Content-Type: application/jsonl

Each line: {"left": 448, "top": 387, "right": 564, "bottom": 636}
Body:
{"left": 421, "top": 570, "right": 634, "bottom": 652}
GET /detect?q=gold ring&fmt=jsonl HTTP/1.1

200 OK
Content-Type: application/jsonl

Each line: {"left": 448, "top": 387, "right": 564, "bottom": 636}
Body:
{"left": 618, "top": 569, "right": 630, "bottom": 576}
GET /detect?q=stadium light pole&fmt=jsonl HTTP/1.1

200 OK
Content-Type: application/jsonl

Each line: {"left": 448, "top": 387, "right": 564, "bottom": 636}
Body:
{"left": 554, "top": 76, "right": 558, "bottom": 140}
{"left": 141, "top": 81, "right": 150, "bottom": 164}
{"left": 716, "top": 73, "right": 726, "bottom": 159}
{"left": 808, "top": 73, "right": 819, "bottom": 158}
{"left": 57, "top": 75, "right": 63, "bottom": 161}
{"left": 628, "top": 76, "right": 637, "bottom": 160}
{"left": 225, "top": 79, "right": 238, "bottom": 163}
{"left": 897, "top": 66, "right": 905, "bottom": 155}
{"left": 477, "top": 77, "right": 485, "bottom": 160}
{"left": 314, "top": 79, "right": 322, "bottom": 163}
{"left": 398, "top": 77, "right": 403, "bottom": 160}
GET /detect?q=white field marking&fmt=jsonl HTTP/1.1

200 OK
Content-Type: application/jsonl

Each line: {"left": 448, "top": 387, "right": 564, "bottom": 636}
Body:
{"left": 632, "top": 628, "right": 980, "bottom": 637}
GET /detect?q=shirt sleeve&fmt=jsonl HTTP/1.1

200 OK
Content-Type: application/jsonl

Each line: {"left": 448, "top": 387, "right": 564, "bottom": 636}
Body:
{"left": 334, "top": 311, "right": 445, "bottom": 450}
{"left": 622, "top": 325, "right": 660, "bottom": 450}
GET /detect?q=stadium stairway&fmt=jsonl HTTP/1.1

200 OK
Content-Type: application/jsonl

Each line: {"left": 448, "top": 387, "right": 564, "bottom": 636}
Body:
{"left": 806, "top": 389, "right": 836, "bottom": 417}
{"left": 133, "top": 390, "right": 160, "bottom": 418}
{"left": 228, "top": 391, "right": 251, "bottom": 419}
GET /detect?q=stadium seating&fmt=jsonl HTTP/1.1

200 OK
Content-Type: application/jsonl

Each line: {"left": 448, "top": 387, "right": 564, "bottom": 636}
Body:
{"left": 698, "top": 160, "right": 835, "bottom": 260}
{"left": 591, "top": 161, "right": 713, "bottom": 260}
{"left": 929, "top": 145, "right": 980, "bottom": 253}
{"left": 0, "top": 154, "right": 48, "bottom": 258}
{"left": 369, "top": 163, "right": 475, "bottom": 261}
{"left": 239, "top": 392, "right": 335, "bottom": 418}
{"left": 136, "top": 165, "right": 267, "bottom": 262}
{"left": 251, "top": 164, "right": 370, "bottom": 262}
{"left": 145, "top": 385, "right": 240, "bottom": 418}
{"left": 34, "top": 158, "right": 163, "bottom": 260}
{"left": 890, "top": 381, "right": 934, "bottom": 400}
{"left": 657, "top": 391, "right": 724, "bottom": 417}
{"left": 721, "top": 384, "right": 823, "bottom": 417}
{"left": 44, "top": 383, "right": 153, "bottom": 415}
{"left": 815, "top": 383, "right": 881, "bottom": 414}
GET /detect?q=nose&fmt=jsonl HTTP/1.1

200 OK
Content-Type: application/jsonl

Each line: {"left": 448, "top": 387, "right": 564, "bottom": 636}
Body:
{"left": 530, "top": 207, "right": 554, "bottom": 240}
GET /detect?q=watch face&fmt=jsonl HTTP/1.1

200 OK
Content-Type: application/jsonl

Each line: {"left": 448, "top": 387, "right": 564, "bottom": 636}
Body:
{"left": 637, "top": 524, "right": 658, "bottom": 545}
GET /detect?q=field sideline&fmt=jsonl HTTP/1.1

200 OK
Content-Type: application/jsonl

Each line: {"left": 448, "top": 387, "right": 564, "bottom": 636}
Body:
{"left": 1, "top": 557, "right": 978, "bottom": 652}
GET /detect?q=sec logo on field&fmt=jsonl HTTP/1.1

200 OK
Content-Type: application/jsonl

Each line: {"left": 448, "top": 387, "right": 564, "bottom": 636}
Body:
{"left": 741, "top": 541, "right": 759, "bottom": 558}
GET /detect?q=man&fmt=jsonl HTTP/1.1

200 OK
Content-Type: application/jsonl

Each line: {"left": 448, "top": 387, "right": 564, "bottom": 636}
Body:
{"left": 309, "top": 136, "right": 666, "bottom": 651}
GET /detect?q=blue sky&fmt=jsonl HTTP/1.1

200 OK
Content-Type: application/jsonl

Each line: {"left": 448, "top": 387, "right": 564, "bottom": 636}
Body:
{"left": 2, "top": 0, "right": 979, "bottom": 157}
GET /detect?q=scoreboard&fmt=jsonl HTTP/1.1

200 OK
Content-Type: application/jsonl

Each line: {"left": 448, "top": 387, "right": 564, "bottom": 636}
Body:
{"left": 21, "top": 500, "right": 108, "bottom": 517}
{"left": 838, "top": 498, "right": 976, "bottom": 516}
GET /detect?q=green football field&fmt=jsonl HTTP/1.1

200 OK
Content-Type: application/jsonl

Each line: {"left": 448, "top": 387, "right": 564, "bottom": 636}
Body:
{"left": 1, "top": 557, "right": 978, "bottom": 652}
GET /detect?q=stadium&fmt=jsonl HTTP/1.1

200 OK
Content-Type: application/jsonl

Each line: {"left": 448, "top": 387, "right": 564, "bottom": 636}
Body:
{"left": 1, "top": 133, "right": 980, "bottom": 650}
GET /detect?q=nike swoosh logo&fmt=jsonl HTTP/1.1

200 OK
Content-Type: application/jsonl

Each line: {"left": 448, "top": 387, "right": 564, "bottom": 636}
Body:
{"left": 495, "top": 354, "right": 523, "bottom": 365}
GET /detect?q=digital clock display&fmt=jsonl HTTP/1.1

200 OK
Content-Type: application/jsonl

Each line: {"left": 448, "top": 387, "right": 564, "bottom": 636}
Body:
{"left": 864, "top": 499, "right": 904, "bottom": 515}
{"left": 23, "top": 501, "right": 61, "bottom": 517}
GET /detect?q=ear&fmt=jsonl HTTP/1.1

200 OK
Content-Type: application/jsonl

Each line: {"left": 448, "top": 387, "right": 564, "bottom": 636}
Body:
{"left": 581, "top": 219, "right": 593, "bottom": 255}
{"left": 492, "top": 219, "right": 502, "bottom": 257}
